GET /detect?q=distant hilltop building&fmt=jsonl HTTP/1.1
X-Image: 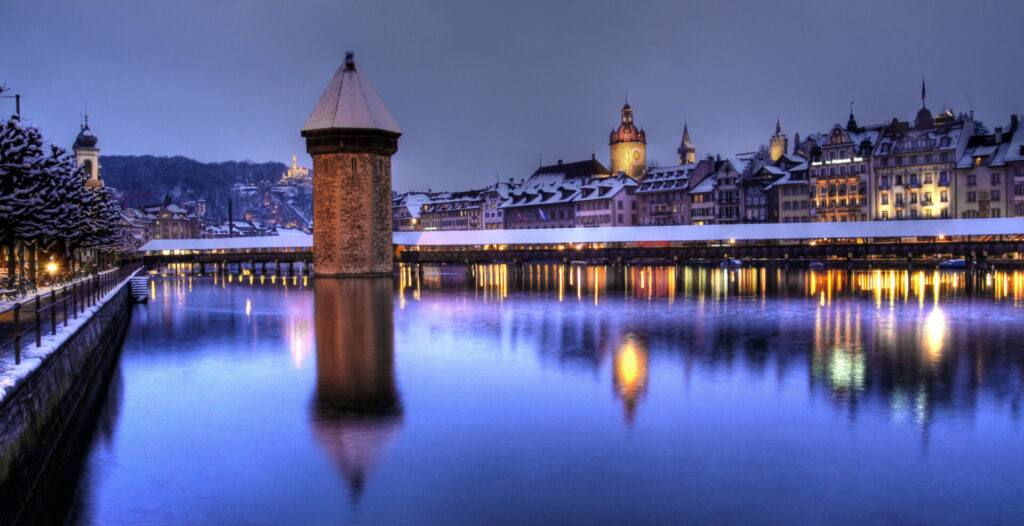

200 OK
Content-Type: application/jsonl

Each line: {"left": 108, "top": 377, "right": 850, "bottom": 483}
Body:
{"left": 73, "top": 114, "right": 102, "bottom": 187}
{"left": 281, "top": 155, "right": 312, "bottom": 185}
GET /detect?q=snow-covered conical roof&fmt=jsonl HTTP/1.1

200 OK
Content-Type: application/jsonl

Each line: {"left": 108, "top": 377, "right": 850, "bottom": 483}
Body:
{"left": 302, "top": 52, "right": 401, "bottom": 135}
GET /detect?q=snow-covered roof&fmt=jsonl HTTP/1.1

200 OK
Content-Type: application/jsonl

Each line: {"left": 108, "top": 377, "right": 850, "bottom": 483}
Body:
{"left": 760, "top": 165, "right": 787, "bottom": 176}
{"left": 690, "top": 176, "right": 716, "bottom": 194}
{"left": 393, "top": 192, "right": 433, "bottom": 219}
{"left": 394, "top": 218, "right": 1024, "bottom": 246}
{"left": 575, "top": 175, "right": 637, "bottom": 202}
{"left": 502, "top": 184, "right": 580, "bottom": 209}
{"left": 141, "top": 235, "right": 313, "bottom": 252}
{"left": 875, "top": 119, "right": 965, "bottom": 155}
{"left": 302, "top": 52, "right": 401, "bottom": 135}
{"left": 1006, "top": 121, "right": 1024, "bottom": 163}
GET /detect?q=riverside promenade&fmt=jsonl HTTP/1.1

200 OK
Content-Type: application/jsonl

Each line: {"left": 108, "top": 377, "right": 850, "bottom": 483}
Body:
{"left": 0, "top": 264, "right": 142, "bottom": 524}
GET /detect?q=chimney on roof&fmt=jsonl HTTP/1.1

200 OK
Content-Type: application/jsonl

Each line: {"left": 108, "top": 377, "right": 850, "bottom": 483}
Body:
{"left": 344, "top": 51, "right": 355, "bottom": 71}
{"left": 995, "top": 127, "right": 1004, "bottom": 143}
{"left": 557, "top": 159, "right": 563, "bottom": 165}
{"left": 1011, "top": 114, "right": 1019, "bottom": 133}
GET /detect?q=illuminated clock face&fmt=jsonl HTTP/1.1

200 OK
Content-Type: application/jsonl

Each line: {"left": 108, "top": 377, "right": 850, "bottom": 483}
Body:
{"left": 632, "top": 150, "right": 641, "bottom": 161}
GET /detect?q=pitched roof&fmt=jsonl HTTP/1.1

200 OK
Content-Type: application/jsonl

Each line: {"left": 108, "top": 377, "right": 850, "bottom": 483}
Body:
{"left": 302, "top": 52, "right": 401, "bottom": 134}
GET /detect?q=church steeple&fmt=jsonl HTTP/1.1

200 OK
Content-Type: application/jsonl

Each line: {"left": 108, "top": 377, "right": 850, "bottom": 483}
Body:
{"left": 74, "top": 112, "right": 102, "bottom": 187}
{"left": 677, "top": 121, "right": 696, "bottom": 165}
{"left": 769, "top": 117, "right": 788, "bottom": 162}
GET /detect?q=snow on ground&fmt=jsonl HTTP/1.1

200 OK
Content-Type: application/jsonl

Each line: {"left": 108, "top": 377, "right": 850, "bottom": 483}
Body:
{"left": 0, "top": 269, "right": 139, "bottom": 403}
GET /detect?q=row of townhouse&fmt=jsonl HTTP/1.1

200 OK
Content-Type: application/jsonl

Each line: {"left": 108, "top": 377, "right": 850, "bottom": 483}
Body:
{"left": 392, "top": 102, "right": 1024, "bottom": 231}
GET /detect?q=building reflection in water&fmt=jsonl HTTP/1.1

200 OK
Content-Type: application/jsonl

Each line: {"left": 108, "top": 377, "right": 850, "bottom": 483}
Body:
{"left": 399, "top": 263, "right": 1024, "bottom": 307}
{"left": 397, "top": 263, "right": 1024, "bottom": 434}
{"left": 612, "top": 332, "right": 649, "bottom": 424}
{"left": 311, "top": 277, "right": 402, "bottom": 502}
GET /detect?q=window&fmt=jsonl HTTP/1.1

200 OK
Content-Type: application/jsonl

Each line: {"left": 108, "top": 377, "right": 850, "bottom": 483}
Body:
{"left": 882, "top": 211, "right": 889, "bottom": 220}
{"left": 992, "top": 173, "right": 1001, "bottom": 185}
{"left": 896, "top": 193, "right": 904, "bottom": 205}
{"left": 881, "top": 193, "right": 889, "bottom": 205}
{"left": 941, "top": 191, "right": 948, "bottom": 203}
{"left": 910, "top": 193, "right": 918, "bottom": 204}
{"left": 617, "top": 201, "right": 623, "bottom": 210}
{"left": 617, "top": 214, "right": 623, "bottom": 223}
{"left": 992, "top": 190, "right": 1001, "bottom": 201}
{"left": 967, "top": 174, "right": 977, "bottom": 186}
{"left": 967, "top": 191, "right": 977, "bottom": 202}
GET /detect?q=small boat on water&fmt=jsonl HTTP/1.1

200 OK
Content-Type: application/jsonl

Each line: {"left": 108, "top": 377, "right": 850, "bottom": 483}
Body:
{"left": 938, "top": 258, "right": 967, "bottom": 269}
{"left": 808, "top": 261, "right": 826, "bottom": 270}
{"left": 720, "top": 259, "right": 743, "bottom": 268}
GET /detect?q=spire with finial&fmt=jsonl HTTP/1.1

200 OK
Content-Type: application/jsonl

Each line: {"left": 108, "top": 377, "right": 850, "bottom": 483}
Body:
{"left": 921, "top": 76, "right": 926, "bottom": 108}
{"left": 847, "top": 101, "right": 859, "bottom": 131}
{"left": 775, "top": 116, "right": 781, "bottom": 134}
{"left": 677, "top": 120, "right": 696, "bottom": 164}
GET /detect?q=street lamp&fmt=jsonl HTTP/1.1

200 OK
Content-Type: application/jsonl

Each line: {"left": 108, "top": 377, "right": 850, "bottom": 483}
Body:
{"left": 0, "top": 86, "right": 21, "bottom": 117}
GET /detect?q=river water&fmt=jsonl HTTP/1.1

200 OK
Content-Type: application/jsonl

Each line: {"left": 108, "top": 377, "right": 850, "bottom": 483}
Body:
{"left": 36, "top": 265, "right": 1024, "bottom": 524}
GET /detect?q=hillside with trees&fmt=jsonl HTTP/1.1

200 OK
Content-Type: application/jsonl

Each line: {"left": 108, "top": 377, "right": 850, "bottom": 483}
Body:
{"left": 99, "top": 155, "right": 289, "bottom": 221}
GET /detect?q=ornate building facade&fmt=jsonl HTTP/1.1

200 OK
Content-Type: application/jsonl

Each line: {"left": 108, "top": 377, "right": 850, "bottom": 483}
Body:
{"left": 808, "top": 113, "right": 879, "bottom": 222}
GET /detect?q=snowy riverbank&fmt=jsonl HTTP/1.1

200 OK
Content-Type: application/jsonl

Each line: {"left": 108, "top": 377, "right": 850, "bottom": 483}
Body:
{"left": 0, "top": 269, "right": 139, "bottom": 403}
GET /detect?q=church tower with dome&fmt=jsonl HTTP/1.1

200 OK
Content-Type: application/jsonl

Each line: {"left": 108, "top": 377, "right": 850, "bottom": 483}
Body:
{"left": 73, "top": 114, "right": 102, "bottom": 187}
{"left": 609, "top": 99, "right": 646, "bottom": 180}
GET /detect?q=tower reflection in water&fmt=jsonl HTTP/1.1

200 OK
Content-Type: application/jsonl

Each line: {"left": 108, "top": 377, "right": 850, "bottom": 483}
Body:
{"left": 310, "top": 277, "right": 402, "bottom": 501}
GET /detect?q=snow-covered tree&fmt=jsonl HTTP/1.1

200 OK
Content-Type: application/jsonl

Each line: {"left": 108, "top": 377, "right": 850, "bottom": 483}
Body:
{"left": 0, "top": 115, "right": 130, "bottom": 278}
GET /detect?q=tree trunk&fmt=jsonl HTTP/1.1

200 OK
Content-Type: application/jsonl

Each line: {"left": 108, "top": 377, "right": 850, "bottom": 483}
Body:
{"left": 29, "top": 245, "right": 37, "bottom": 284}
{"left": 5, "top": 243, "right": 14, "bottom": 278}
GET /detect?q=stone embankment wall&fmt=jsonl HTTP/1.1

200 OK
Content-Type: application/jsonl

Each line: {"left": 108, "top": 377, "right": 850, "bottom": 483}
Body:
{"left": 0, "top": 277, "right": 134, "bottom": 524}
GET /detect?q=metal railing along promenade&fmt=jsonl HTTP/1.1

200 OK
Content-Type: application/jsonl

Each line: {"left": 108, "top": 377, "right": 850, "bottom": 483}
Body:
{"left": 0, "top": 263, "right": 142, "bottom": 365}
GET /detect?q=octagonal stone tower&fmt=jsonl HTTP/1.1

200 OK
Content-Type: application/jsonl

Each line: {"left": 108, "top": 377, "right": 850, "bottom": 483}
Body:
{"left": 302, "top": 52, "right": 402, "bottom": 276}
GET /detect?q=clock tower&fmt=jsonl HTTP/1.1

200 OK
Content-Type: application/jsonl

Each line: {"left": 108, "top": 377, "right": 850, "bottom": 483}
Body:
{"left": 609, "top": 100, "right": 646, "bottom": 180}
